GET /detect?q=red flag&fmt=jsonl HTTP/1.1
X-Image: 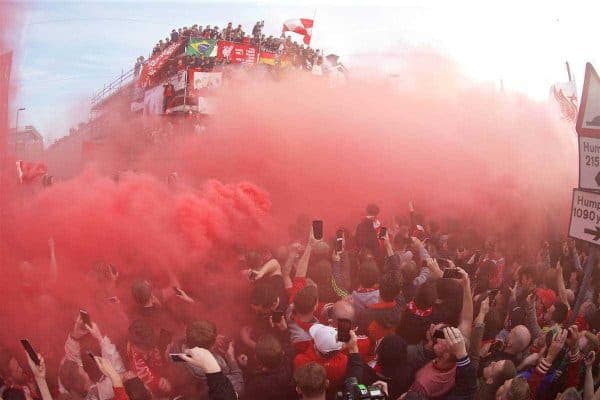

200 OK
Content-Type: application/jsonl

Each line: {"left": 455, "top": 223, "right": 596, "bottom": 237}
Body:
{"left": 16, "top": 160, "right": 48, "bottom": 183}
{"left": 138, "top": 39, "right": 186, "bottom": 88}
{"left": 282, "top": 18, "right": 314, "bottom": 45}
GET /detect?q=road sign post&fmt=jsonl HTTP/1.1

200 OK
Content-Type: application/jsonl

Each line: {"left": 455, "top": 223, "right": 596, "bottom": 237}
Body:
{"left": 569, "top": 63, "right": 600, "bottom": 323}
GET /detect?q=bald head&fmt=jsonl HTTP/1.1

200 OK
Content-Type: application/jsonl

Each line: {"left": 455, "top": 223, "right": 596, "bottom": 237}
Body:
{"left": 331, "top": 300, "right": 355, "bottom": 322}
{"left": 506, "top": 325, "right": 531, "bottom": 355}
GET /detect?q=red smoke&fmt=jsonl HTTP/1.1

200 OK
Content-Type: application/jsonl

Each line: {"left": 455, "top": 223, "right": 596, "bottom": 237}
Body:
{"left": 146, "top": 52, "right": 577, "bottom": 243}
{"left": 0, "top": 8, "right": 577, "bottom": 368}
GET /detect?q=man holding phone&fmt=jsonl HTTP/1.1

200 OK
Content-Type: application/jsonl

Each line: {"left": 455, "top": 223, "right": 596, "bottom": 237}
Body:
{"left": 241, "top": 277, "right": 289, "bottom": 352}
{"left": 294, "top": 324, "right": 348, "bottom": 387}
{"left": 287, "top": 285, "right": 320, "bottom": 353}
{"left": 60, "top": 315, "right": 127, "bottom": 400}
{"left": 168, "top": 319, "right": 244, "bottom": 399}
{"left": 355, "top": 203, "right": 382, "bottom": 257}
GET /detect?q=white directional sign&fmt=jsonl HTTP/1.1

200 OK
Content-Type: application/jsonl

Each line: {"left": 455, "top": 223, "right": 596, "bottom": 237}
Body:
{"left": 569, "top": 189, "right": 600, "bottom": 244}
{"left": 577, "top": 63, "right": 600, "bottom": 137}
{"left": 579, "top": 136, "right": 600, "bottom": 190}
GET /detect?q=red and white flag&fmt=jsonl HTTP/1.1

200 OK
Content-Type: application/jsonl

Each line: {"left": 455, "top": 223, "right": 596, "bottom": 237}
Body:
{"left": 282, "top": 18, "right": 314, "bottom": 45}
{"left": 16, "top": 160, "right": 48, "bottom": 183}
{"left": 550, "top": 81, "right": 578, "bottom": 125}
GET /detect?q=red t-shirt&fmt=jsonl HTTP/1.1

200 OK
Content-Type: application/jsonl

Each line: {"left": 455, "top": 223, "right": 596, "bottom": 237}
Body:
{"left": 294, "top": 345, "right": 348, "bottom": 387}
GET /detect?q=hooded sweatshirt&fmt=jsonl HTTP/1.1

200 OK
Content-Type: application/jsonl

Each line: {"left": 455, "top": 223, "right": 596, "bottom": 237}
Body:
{"left": 351, "top": 288, "right": 380, "bottom": 313}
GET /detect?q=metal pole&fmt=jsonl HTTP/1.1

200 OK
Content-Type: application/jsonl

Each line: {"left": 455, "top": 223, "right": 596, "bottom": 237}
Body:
{"left": 566, "top": 61, "right": 573, "bottom": 82}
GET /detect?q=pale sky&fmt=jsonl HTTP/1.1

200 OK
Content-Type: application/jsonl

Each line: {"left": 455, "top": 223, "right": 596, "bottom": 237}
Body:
{"left": 11, "top": 0, "right": 600, "bottom": 143}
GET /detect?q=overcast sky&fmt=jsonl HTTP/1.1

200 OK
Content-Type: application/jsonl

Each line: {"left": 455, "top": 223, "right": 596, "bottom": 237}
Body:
{"left": 11, "top": 0, "right": 600, "bottom": 143}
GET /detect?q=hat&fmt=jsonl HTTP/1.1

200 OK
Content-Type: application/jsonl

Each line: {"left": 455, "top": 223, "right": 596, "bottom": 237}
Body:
{"left": 309, "top": 324, "right": 342, "bottom": 353}
{"left": 536, "top": 288, "right": 557, "bottom": 310}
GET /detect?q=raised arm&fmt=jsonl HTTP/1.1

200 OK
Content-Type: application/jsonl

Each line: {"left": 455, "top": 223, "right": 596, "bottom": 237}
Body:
{"left": 383, "top": 230, "right": 394, "bottom": 258}
{"left": 332, "top": 249, "right": 351, "bottom": 297}
{"left": 457, "top": 267, "right": 474, "bottom": 338}
{"left": 282, "top": 244, "right": 301, "bottom": 289}
{"left": 94, "top": 356, "right": 124, "bottom": 389}
{"left": 585, "top": 352, "right": 596, "bottom": 400}
{"left": 408, "top": 200, "right": 416, "bottom": 230}
{"left": 524, "top": 292, "right": 542, "bottom": 340}
{"left": 345, "top": 331, "right": 364, "bottom": 382}
{"left": 556, "top": 264, "right": 570, "bottom": 309}
{"left": 530, "top": 329, "right": 568, "bottom": 396}
{"left": 256, "top": 258, "right": 282, "bottom": 278}
{"left": 412, "top": 237, "right": 431, "bottom": 261}
{"left": 296, "top": 228, "right": 317, "bottom": 279}
{"left": 445, "top": 327, "right": 477, "bottom": 398}
{"left": 182, "top": 347, "right": 237, "bottom": 400}
{"left": 25, "top": 353, "right": 53, "bottom": 400}
{"left": 87, "top": 322, "right": 126, "bottom": 375}
{"left": 470, "top": 297, "right": 489, "bottom": 371}
{"left": 48, "top": 238, "right": 57, "bottom": 282}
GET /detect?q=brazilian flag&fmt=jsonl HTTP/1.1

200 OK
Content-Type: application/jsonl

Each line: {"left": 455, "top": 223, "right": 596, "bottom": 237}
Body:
{"left": 186, "top": 38, "right": 217, "bottom": 57}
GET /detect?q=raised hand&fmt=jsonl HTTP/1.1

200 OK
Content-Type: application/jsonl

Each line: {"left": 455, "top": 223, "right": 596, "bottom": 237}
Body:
{"left": 585, "top": 351, "right": 596, "bottom": 370}
{"left": 565, "top": 325, "right": 580, "bottom": 352}
{"left": 87, "top": 322, "right": 103, "bottom": 341}
{"left": 25, "top": 352, "right": 46, "bottom": 380}
{"left": 547, "top": 329, "right": 567, "bottom": 363}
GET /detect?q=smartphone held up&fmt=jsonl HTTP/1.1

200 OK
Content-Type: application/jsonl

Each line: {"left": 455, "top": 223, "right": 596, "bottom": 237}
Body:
{"left": 378, "top": 227, "right": 387, "bottom": 240}
{"left": 337, "top": 318, "right": 352, "bottom": 342}
{"left": 442, "top": 268, "right": 461, "bottom": 279}
{"left": 335, "top": 229, "right": 344, "bottom": 253}
{"left": 312, "top": 220, "right": 323, "bottom": 240}
{"left": 20, "top": 339, "right": 41, "bottom": 366}
{"left": 169, "top": 353, "right": 186, "bottom": 362}
{"left": 80, "top": 309, "right": 91, "bottom": 327}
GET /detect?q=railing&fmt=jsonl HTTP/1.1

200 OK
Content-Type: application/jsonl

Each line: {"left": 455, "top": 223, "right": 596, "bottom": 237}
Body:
{"left": 91, "top": 67, "right": 136, "bottom": 109}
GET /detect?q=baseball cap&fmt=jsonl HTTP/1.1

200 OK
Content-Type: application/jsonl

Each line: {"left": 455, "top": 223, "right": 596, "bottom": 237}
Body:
{"left": 535, "top": 288, "right": 557, "bottom": 310}
{"left": 309, "top": 324, "right": 343, "bottom": 354}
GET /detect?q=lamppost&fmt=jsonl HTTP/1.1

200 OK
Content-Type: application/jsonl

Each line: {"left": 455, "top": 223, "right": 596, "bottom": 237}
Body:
{"left": 15, "top": 107, "right": 25, "bottom": 153}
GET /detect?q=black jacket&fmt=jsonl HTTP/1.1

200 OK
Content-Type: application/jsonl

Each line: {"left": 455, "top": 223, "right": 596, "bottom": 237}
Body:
{"left": 355, "top": 218, "right": 380, "bottom": 256}
{"left": 207, "top": 371, "right": 237, "bottom": 400}
{"left": 243, "top": 354, "right": 295, "bottom": 400}
{"left": 443, "top": 356, "right": 477, "bottom": 400}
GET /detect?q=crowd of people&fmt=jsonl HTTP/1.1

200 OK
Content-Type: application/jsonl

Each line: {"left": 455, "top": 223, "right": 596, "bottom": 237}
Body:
{"left": 132, "top": 20, "right": 326, "bottom": 81}
{"left": 3, "top": 200, "right": 600, "bottom": 400}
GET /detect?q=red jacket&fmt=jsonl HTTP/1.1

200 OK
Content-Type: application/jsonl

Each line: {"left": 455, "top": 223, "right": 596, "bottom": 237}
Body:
{"left": 294, "top": 346, "right": 348, "bottom": 387}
